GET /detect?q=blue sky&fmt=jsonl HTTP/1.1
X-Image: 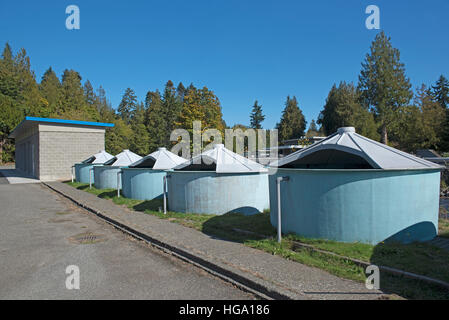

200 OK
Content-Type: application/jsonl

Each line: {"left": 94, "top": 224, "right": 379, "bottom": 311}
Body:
{"left": 1, "top": 0, "right": 448, "bottom": 129}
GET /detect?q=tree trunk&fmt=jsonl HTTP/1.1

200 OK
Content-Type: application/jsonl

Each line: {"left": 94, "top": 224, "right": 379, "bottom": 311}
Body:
{"left": 381, "top": 125, "right": 388, "bottom": 145}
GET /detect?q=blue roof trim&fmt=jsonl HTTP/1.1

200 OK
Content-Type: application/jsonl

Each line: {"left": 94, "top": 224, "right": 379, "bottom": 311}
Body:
{"left": 9, "top": 116, "right": 114, "bottom": 138}
{"left": 24, "top": 116, "right": 114, "bottom": 127}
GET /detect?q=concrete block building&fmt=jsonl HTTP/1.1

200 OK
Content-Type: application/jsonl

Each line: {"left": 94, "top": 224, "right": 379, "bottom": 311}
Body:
{"left": 9, "top": 117, "right": 114, "bottom": 181}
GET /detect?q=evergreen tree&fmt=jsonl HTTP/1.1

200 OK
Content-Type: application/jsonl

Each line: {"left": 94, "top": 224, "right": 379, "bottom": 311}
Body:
{"left": 163, "top": 80, "right": 183, "bottom": 144}
{"left": 117, "top": 87, "right": 137, "bottom": 124}
{"left": 130, "top": 102, "right": 149, "bottom": 155}
{"left": 83, "top": 80, "right": 96, "bottom": 106}
{"left": 145, "top": 90, "right": 167, "bottom": 151}
{"left": 357, "top": 31, "right": 413, "bottom": 144}
{"left": 0, "top": 93, "right": 22, "bottom": 162}
{"left": 0, "top": 44, "right": 47, "bottom": 161}
{"left": 306, "top": 120, "right": 320, "bottom": 137}
{"left": 13, "top": 48, "right": 48, "bottom": 117}
{"left": 276, "top": 96, "right": 307, "bottom": 142}
{"left": 176, "top": 82, "right": 186, "bottom": 102}
{"left": 397, "top": 85, "right": 445, "bottom": 151}
{"left": 97, "top": 85, "right": 107, "bottom": 105}
{"left": 105, "top": 117, "right": 133, "bottom": 155}
{"left": 318, "top": 82, "right": 378, "bottom": 139}
{"left": 39, "top": 67, "right": 61, "bottom": 115}
{"left": 432, "top": 75, "right": 449, "bottom": 109}
{"left": 60, "top": 69, "right": 89, "bottom": 118}
{"left": 96, "top": 85, "right": 115, "bottom": 119}
{"left": 0, "top": 43, "right": 20, "bottom": 100}
{"left": 249, "top": 100, "right": 265, "bottom": 129}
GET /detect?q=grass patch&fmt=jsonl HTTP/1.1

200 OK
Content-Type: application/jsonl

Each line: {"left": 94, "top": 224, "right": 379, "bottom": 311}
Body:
{"left": 284, "top": 234, "right": 374, "bottom": 262}
{"left": 246, "top": 238, "right": 367, "bottom": 281}
{"left": 65, "top": 181, "right": 449, "bottom": 299}
{"left": 439, "top": 219, "right": 449, "bottom": 239}
{"left": 245, "top": 238, "right": 449, "bottom": 300}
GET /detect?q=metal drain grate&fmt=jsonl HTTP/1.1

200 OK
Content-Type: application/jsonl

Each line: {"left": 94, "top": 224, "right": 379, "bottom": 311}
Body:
{"left": 69, "top": 232, "right": 106, "bottom": 244}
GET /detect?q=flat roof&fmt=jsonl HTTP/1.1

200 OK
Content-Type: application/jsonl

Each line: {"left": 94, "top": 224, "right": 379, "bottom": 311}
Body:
{"left": 9, "top": 116, "right": 114, "bottom": 138}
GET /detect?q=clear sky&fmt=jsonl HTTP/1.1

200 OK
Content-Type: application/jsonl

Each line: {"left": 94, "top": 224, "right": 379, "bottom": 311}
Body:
{"left": 1, "top": 0, "right": 448, "bottom": 129}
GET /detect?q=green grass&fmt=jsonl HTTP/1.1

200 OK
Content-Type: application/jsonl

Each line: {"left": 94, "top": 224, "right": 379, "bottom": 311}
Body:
{"left": 66, "top": 181, "right": 449, "bottom": 299}
{"left": 439, "top": 219, "right": 449, "bottom": 239}
{"left": 245, "top": 238, "right": 449, "bottom": 299}
{"left": 246, "top": 238, "right": 367, "bottom": 281}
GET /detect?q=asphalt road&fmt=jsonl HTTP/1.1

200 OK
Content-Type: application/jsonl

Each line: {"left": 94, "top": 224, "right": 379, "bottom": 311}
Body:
{"left": 0, "top": 183, "right": 255, "bottom": 300}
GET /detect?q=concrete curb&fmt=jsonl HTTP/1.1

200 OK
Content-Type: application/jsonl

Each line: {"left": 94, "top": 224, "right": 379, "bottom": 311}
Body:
{"left": 43, "top": 182, "right": 295, "bottom": 300}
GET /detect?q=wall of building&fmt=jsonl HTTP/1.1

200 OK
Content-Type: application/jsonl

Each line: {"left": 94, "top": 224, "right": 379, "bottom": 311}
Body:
{"left": 14, "top": 125, "right": 39, "bottom": 178}
{"left": 38, "top": 124, "right": 105, "bottom": 181}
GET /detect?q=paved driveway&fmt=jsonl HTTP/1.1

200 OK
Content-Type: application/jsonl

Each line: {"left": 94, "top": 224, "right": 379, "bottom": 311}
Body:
{"left": 0, "top": 183, "right": 254, "bottom": 300}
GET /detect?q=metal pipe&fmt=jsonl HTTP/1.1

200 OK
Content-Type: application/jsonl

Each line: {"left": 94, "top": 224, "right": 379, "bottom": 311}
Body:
{"left": 71, "top": 166, "right": 75, "bottom": 183}
{"left": 89, "top": 168, "right": 94, "bottom": 189}
{"left": 276, "top": 176, "right": 290, "bottom": 243}
{"left": 117, "top": 170, "right": 122, "bottom": 197}
{"left": 163, "top": 175, "right": 171, "bottom": 214}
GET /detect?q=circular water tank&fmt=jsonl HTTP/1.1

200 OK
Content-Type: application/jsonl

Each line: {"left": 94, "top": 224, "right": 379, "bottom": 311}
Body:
{"left": 168, "top": 171, "right": 270, "bottom": 215}
{"left": 93, "top": 166, "right": 122, "bottom": 189}
{"left": 74, "top": 163, "right": 98, "bottom": 183}
{"left": 121, "top": 168, "right": 166, "bottom": 200}
{"left": 269, "top": 168, "right": 440, "bottom": 244}
{"left": 269, "top": 127, "right": 442, "bottom": 244}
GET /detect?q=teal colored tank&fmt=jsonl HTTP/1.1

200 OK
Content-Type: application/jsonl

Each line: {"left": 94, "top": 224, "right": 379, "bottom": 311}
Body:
{"left": 93, "top": 149, "right": 142, "bottom": 190}
{"left": 269, "top": 168, "right": 441, "bottom": 244}
{"left": 270, "top": 127, "right": 443, "bottom": 244}
{"left": 121, "top": 168, "right": 166, "bottom": 200}
{"left": 167, "top": 171, "right": 269, "bottom": 215}
{"left": 75, "top": 163, "right": 98, "bottom": 183}
{"left": 74, "top": 150, "right": 114, "bottom": 183}
{"left": 167, "top": 144, "right": 270, "bottom": 215}
{"left": 93, "top": 166, "right": 122, "bottom": 189}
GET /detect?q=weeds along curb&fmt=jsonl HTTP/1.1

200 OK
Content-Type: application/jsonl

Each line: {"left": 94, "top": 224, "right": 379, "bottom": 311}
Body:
{"left": 42, "top": 182, "right": 296, "bottom": 300}
{"left": 232, "top": 227, "right": 449, "bottom": 291}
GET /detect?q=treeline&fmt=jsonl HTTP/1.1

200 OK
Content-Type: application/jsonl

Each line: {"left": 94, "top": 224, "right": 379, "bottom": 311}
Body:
{"left": 1, "top": 31, "right": 449, "bottom": 163}
{"left": 317, "top": 32, "right": 449, "bottom": 152}
{"left": 113, "top": 81, "right": 225, "bottom": 155}
{"left": 0, "top": 42, "right": 225, "bottom": 161}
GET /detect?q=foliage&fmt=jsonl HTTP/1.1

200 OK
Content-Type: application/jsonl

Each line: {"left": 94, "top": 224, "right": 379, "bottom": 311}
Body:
{"left": 117, "top": 87, "right": 137, "bottom": 124}
{"left": 130, "top": 102, "right": 150, "bottom": 155}
{"left": 145, "top": 90, "right": 167, "bottom": 152}
{"left": 318, "top": 82, "right": 378, "bottom": 139}
{"left": 305, "top": 119, "right": 320, "bottom": 137}
{"left": 105, "top": 117, "right": 133, "bottom": 155}
{"left": 175, "top": 85, "right": 225, "bottom": 150}
{"left": 276, "top": 96, "right": 306, "bottom": 142}
{"left": 249, "top": 100, "right": 265, "bottom": 129}
{"left": 395, "top": 85, "right": 445, "bottom": 151}
{"left": 357, "top": 31, "right": 413, "bottom": 144}
{"left": 432, "top": 75, "right": 449, "bottom": 109}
